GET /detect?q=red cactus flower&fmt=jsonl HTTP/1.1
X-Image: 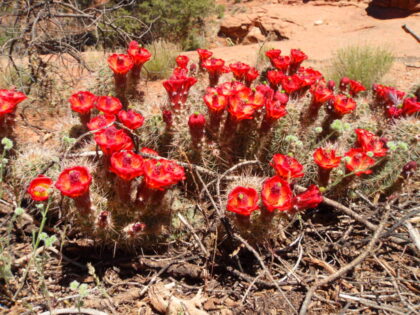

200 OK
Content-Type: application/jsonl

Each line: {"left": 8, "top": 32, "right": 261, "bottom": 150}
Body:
{"left": 228, "top": 87, "right": 264, "bottom": 120}
{"left": 217, "top": 81, "right": 247, "bottom": 97}
{"left": 0, "top": 89, "right": 27, "bottom": 105}
{"left": 188, "top": 113, "right": 206, "bottom": 140}
{"left": 387, "top": 106, "right": 403, "bottom": 118}
{"left": 354, "top": 129, "right": 387, "bottom": 157}
{"left": 267, "top": 70, "right": 285, "bottom": 90}
{"left": 123, "top": 222, "right": 146, "bottom": 238}
{"left": 87, "top": 114, "right": 116, "bottom": 133}
{"left": 0, "top": 98, "right": 18, "bottom": 116}
{"left": 349, "top": 79, "right": 366, "bottom": 97}
{"left": 293, "top": 185, "right": 323, "bottom": 211}
{"left": 339, "top": 77, "right": 350, "bottom": 92}
{"left": 204, "top": 88, "right": 228, "bottom": 112}
{"left": 256, "top": 84, "right": 275, "bottom": 101}
{"left": 142, "top": 159, "right": 185, "bottom": 190}
{"left": 94, "top": 126, "right": 134, "bottom": 156}
{"left": 272, "top": 56, "right": 291, "bottom": 72}
{"left": 95, "top": 96, "right": 123, "bottom": 115}
{"left": 313, "top": 148, "right": 341, "bottom": 169}
{"left": 327, "top": 80, "right": 336, "bottom": 91}
{"left": 176, "top": 55, "right": 189, "bottom": 69}
{"left": 310, "top": 84, "right": 334, "bottom": 107}
{"left": 229, "top": 62, "right": 251, "bottom": 82}
{"left": 271, "top": 154, "right": 304, "bottom": 180}
{"left": 290, "top": 49, "right": 308, "bottom": 68}
{"left": 55, "top": 166, "right": 92, "bottom": 198}
{"left": 332, "top": 94, "right": 356, "bottom": 115}
{"left": 163, "top": 74, "right": 198, "bottom": 109}
{"left": 162, "top": 109, "right": 173, "bottom": 128}
{"left": 197, "top": 48, "right": 213, "bottom": 62}
{"left": 172, "top": 66, "right": 188, "bottom": 77}
{"left": 402, "top": 97, "right": 420, "bottom": 116}
{"left": 281, "top": 75, "right": 301, "bottom": 95}
{"left": 107, "top": 53, "right": 134, "bottom": 75}
{"left": 266, "top": 49, "right": 282, "bottom": 59}
{"left": 245, "top": 67, "right": 259, "bottom": 87}
{"left": 110, "top": 150, "right": 144, "bottom": 181}
{"left": 118, "top": 110, "right": 144, "bottom": 130}
{"left": 69, "top": 91, "right": 96, "bottom": 114}
{"left": 344, "top": 148, "right": 375, "bottom": 176}
{"left": 265, "top": 92, "right": 288, "bottom": 120}
{"left": 372, "top": 84, "right": 405, "bottom": 107}
{"left": 265, "top": 49, "right": 282, "bottom": 67}
{"left": 296, "top": 67, "right": 323, "bottom": 89}
{"left": 261, "top": 176, "right": 293, "bottom": 212}
{"left": 202, "top": 58, "right": 229, "bottom": 86}
{"left": 226, "top": 186, "right": 259, "bottom": 216}
{"left": 127, "top": 41, "right": 151, "bottom": 66}
{"left": 28, "top": 175, "right": 53, "bottom": 201}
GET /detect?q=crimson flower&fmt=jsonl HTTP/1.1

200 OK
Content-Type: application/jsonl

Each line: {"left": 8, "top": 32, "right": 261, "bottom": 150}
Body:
{"left": 372, "top": 84, "right": 405, "bottom": 107}
{"left": 261, "top": 176, "right": 293, "bottom": 212}
{"left": 293, "top": 185, "right": 323, "bottom": 211}
{"left": 327, "top": 80, "right": 336, "bottom": 91}
{"left": 332, "top": 94, "right": 356, "bottom": 115}
{"left": 0, "top": 89, "right": 27, "bottom": 105}
{"left": 290, "top": 49, "right": 308, "bottom": 68}
{"left": 402, "top": 97, "right": 420, "bottom": 116}
{"left": 202, "top": 58, "right": 229, "bottom": 86}
{"left": 163, "top": 74, "right": 198, "bottom": 109}
{"left": 127, "top": 41, "right": 151, "bottom": 66}
{"left": 265, "top": 49, "right": 282, "bottom": 67}
{"left": 118, "top": 110, "right": 144, "bottom": 130}
{"left": 188, "top": 113, "right": 206, "bottom": 139}
{"left": 55, "top": 166, "right": 92, "bottom": 198}
{"left": 272, "top": 56, "right": 291, "bottom": 72}
{"left": 344, "top": 148, "right": 375, "bottom": 176}
{"left": 265, "top": 92, "right": 288, "bottom": 120}
{"left": 95, "top": 96, "right": 123, "bottom": 115}
{"left": 313, "top": 148, "right": 341, "bottom": 169}
{"left": 271, "top": 154, "right": 304, "bottom": 179}
{"left": 107, "top": 54, "right": 134, "bottom": 75}
{"left": 197, "top": 48, "right": 213, "bottom": 62}
{"left": 228, "top": 88, "right": 264, "bottom": 120}
{"left": 143, "top": 159, "right": 185, "bottom": 190}
{"left": 0, "top": 98, "right": 18, "bottom": 116}
{"left": 245, "top": 67, "right": 259, "bottom": 86}
{"left": 69, "top": 91, "right": 96, "bottom": 114}
{"left": 310, "top": 84, "right": 333, "bottom": 107}
{"left": 94, "top": 126, "right": 134, "bottom": 155}
{"left": 349, "top": 79, "right": 366, "bottom": 97}
{"left": 176, "top": 55, "right": 189, "bottom": 69}
{"left": 354, "top": 129, "right": 387, "bottom": 157}
{"left": 217, "top": 81, "right": 247, "bottom": 96}
{"left": 267, "top": 70, "right": 285, "bottom": 90}
{"left": 87, "top": 114, "right": 116, "bottom": 133}
{"left": 204, "top": 88, "right": 228, "bottom": 112}
{"left": 281, "top": 75, "right": 301, "bottom": 94}
{"left": 28, "top": 175, "right": 53, "bottom": 201}
{"left": 339, "top": 77, "right": 350, "bottom": 92}
{"left": 387, "top": 106, "right": 403, "bottom": 118}
{"left": 110, "top": 150, "right": 144, "bottom": 181}
{"left": 226, "top": 186, "right": 259, "bottom": 216}
{"left": 256, "top": 84, "right": 275, "bottom": 101}
{"left": 229, "top": 62, "right": 251, "bottom": 81}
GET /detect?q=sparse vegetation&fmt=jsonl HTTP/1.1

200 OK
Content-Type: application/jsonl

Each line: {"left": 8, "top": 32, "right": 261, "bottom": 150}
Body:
{"left": 142, "top": 40, "right": 180, "bottom": 80}
{"left": 329, "top": 45, "right": 395, "bottom": 89}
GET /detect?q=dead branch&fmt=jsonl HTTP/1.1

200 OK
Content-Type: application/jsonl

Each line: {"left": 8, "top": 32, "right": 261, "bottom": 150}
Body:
{"left": 39, "top": 308, "right": 108, "bottom": 315}
{"left": 299, "top": 206, "right": 391, "bottom": 315}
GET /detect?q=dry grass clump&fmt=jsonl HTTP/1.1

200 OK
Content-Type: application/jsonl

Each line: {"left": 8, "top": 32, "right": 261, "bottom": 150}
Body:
{"left": 328, "top": 45, "right": 394, "bottom": 88}
{"left": 142, "top": 40, "right": 181, "bottom": 80}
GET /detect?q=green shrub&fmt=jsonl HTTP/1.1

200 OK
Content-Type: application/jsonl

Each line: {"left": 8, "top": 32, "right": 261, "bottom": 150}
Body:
{"left": 142, "top": 40, "right": 180, "bottom": 80}
{"left": 104, "top": 0, "right": 214, "bottom": 50}
{"left": 328, "top": 45, "right": 394, "bottom": 89}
